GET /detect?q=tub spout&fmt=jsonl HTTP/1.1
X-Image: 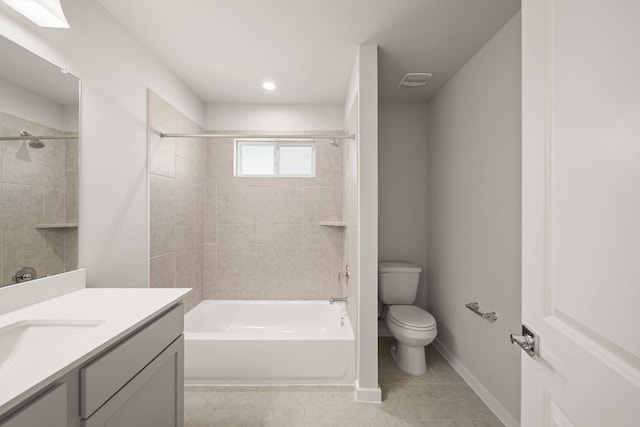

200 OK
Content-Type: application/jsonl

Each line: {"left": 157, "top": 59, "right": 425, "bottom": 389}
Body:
{"left": 330, "top": 297, "right": 348, "bottom": 305}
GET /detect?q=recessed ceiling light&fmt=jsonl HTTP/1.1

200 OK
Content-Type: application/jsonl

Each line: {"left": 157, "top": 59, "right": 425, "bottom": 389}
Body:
{"left": 397, "top": 73, "right": 433, "bottom": 88}
{"left": 3, "top": 0, "right": 70, "bottom": 28}
{"left": 262, "top": 81, "right": 276, "bottom": 91}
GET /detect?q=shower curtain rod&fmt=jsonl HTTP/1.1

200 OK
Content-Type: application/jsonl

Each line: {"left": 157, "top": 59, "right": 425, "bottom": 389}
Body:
{"left": 160, "top": 132, "right": 356, "bottom": 140}
{"left": 0, "top": 135, "right": 78, "bottom": 141}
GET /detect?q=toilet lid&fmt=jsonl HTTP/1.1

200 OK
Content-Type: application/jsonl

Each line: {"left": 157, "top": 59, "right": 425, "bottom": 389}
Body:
{"left": 388, "top": 305, "right": 436, "bottom": 331}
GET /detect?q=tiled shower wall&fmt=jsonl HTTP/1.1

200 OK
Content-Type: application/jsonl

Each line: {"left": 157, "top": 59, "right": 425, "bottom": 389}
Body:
{"left": 148, "top": 92, "right": 347, "bottom": 306}
{"left": 148, "top": 90, "right": 205, "bottom": 311}
{"left": 0, "top": 112, "right": 78, "bottom": 286}
{"left": 203, "top": 133, "right": 344, "bottom": 300}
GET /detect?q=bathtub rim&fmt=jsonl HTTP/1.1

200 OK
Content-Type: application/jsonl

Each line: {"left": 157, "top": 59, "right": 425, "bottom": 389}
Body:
{"left": 184, "top": 299, "right": 355, "bottom": 340}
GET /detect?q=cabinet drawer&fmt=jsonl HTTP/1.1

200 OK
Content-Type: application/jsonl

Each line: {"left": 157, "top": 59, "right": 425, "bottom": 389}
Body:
{"left": 83, "top": 336, "right": 184, "bottom": 427}
{"left": 81, "top": 304, "right": 183, "bottom": 418}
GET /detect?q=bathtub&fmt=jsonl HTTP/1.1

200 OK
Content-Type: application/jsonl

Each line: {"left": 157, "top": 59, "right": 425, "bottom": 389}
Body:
{"left": 184, "top": 300, "right": 355, "bottom": 385}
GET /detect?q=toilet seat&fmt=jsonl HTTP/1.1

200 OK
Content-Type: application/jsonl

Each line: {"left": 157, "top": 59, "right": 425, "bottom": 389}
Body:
{"left": 388, "top": 305, "right": 436, "bottom": 332}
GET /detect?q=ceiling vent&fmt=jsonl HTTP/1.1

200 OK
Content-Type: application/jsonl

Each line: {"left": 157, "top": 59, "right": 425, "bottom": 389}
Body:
{"left": 397, "top": 73, "right": 433, "bottom": 88}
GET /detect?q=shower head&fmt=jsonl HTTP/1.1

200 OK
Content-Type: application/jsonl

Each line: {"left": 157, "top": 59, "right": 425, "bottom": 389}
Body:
{"left": 28, "top": 139, "right": 45, "bottom": 149}
{"left": 20, "top": 131, "right": 45, "bottom": 149}
{"left": 328, "top": 138, "right": 339, "bottom": 147}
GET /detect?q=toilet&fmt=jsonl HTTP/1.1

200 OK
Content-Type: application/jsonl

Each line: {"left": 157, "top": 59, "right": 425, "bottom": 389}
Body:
{"left": 379, "top": 261, "right": 437, "bottom": 375}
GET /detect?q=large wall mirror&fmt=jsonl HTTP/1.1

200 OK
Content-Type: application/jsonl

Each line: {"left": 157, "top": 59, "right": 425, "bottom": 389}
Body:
{"left": 0, "top": 36, "right": 79, "bottom": 288}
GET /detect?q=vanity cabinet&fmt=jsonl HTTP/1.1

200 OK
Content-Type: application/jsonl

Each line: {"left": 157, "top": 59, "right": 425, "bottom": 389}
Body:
{"left": 81, "top": 304, "right": 184, "bottom": 427}
{"left": 83, "top": 337, "right": 183, "bottom": 427}
{"left": 0, "top": 304, "right": 184, "bottom": 427}
{"left": 0, "top": 385, "right": 68, "bottom": 427}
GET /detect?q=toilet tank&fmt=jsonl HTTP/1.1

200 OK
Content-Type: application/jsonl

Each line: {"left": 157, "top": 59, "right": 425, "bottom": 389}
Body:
{"left": 378, "top": 262, "right": 422, "bottom": 305}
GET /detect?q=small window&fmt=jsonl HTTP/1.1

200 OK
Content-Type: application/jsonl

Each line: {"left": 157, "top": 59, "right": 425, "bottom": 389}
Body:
{"left": 238, "top": 143, "right": 275, "bottom": 176}
{"left": 235, "top": 139, "right": 316, "bottom": 177}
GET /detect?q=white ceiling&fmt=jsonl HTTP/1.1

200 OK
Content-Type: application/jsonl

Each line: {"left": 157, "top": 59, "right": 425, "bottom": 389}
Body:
{"left": 97, "top": 0, "right": 520, "bottom": 104}
{"left": 0, "top": 36, "right": 79, "bottom": 105}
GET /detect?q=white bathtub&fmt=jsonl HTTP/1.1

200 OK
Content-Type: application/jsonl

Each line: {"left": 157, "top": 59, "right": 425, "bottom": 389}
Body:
{"left": 184, "top": 300, "right": 355, "bottom": 385}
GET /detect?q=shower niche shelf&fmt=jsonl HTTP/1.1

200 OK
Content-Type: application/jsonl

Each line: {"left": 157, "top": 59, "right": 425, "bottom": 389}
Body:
{"left": 318, "top": 221, "right": 346, "bottom": 227}
{"left": 35, "top": 223, "right": 79, "bottom": 229}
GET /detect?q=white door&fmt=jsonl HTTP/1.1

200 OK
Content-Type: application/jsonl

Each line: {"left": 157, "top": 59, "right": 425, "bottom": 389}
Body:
{"left": 520, "top": 1, "right": 640, "bottom": 426}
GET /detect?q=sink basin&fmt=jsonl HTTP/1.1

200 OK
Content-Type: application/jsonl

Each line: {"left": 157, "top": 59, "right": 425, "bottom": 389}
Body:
{"left": 0, "top": 320, "right": 104, "bottom": 372}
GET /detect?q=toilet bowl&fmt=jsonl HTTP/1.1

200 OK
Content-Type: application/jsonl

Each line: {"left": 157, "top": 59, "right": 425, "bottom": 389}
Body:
{"left": 378, "top": 261, "right": 438, "bottom": 375}
{"left": 386, "top": 305, "right": 437, "bottom": 375}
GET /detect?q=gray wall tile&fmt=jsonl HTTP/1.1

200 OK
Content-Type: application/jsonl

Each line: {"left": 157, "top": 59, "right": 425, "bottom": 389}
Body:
{"left": 150, "top": 252, "right": 176, "bottom": 288}
{"left": 0, "top": 113, "right": 78, "bottom": 287}
{"left": 148, "top": 91, "right": 205, "bottom": 310}
{"left": 148, "top": 102, "right": 346, "bottom": 304}
{"left": 149, "top": 173, "right": 176, "bottom": 257}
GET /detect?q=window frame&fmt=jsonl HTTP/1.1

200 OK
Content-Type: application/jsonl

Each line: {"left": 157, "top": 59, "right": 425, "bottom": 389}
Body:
{"left": 234, "top": 138, "right": 316, "bottom": 178}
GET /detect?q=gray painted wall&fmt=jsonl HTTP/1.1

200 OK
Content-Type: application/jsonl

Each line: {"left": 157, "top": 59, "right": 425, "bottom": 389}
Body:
{"left": 426, "top": 13, "right": 522, "bottom": 422}
{"left": 378, "top": 102, "right": 429, "bottom": 310}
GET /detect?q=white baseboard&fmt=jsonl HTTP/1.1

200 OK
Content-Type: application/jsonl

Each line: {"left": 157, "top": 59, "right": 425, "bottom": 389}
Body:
{"left": 354, "top": 380, "right": 382, "bottom": 403}
{"left": 433, "top": 339, "right": 520, "bottom": 427}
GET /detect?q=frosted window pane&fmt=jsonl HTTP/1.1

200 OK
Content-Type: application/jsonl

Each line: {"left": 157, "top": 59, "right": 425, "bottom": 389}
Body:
{"left": 240, "top": 145, "right": 274, "bottom": 175}
{"left": 279, "top": 146, "right": 313, "bottom": 175}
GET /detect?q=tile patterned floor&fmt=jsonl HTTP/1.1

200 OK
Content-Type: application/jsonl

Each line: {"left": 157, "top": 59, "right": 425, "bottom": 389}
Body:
{"left": 184, "top": 337, "right": 504, "bottom": 427}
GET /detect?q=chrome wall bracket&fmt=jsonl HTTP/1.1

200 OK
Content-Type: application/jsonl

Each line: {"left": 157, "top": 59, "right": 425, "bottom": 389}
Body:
{"left": 465, "top": 302, "right": 498, "bottom": 322}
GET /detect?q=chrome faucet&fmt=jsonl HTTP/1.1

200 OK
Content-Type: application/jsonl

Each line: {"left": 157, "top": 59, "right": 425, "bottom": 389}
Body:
{"left": 330, "top": 297, "right": 348, "bottom": 305}
{"left": 15, "top": 266, "right": 37, "bottom": 283}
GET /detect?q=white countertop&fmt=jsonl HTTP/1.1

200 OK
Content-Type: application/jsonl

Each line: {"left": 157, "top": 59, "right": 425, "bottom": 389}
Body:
{"left": 0, "top": 287, "right": 191, "bottom": 416}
